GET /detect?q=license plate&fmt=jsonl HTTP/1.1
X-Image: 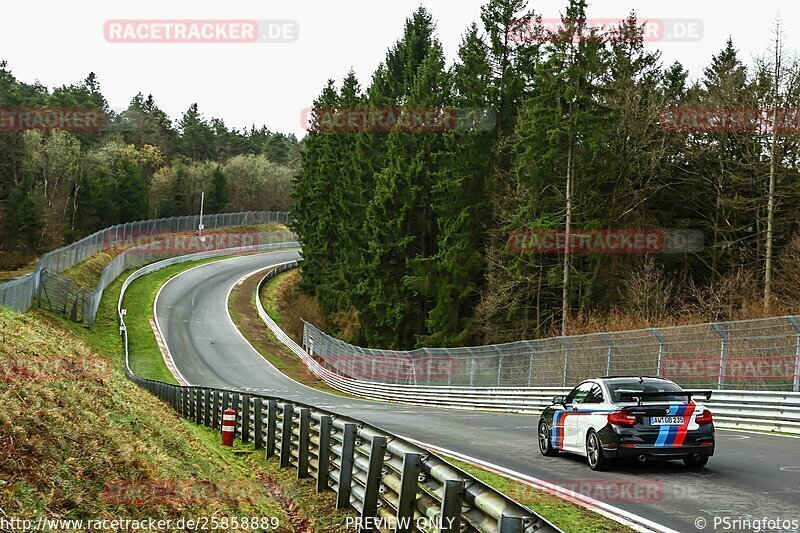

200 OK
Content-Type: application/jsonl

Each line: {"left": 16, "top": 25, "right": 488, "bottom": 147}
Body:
{"left": 651, "top": 416, "right": 684, "bottom": 426}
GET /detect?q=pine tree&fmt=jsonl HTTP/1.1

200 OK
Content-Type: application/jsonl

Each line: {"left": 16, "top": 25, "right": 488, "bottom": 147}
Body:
{"left": 422, "top": 24, "right": 494, "bottom": 347}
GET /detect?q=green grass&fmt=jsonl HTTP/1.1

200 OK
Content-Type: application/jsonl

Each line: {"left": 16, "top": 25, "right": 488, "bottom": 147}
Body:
{"left": 442, "top": 456, "right": 634, "bottom": 533}
{"left": 121, "top": 258, "right": 229, "bottom": 383}
{"left": 260, "top": 271, "right": 290, "bottom": 324}
{"left": 226, "top": 270, "right": 357, "bottom": 399}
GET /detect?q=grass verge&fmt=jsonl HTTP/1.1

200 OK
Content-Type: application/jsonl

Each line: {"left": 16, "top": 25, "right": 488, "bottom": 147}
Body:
{"left": 442, "top": 455, "right": 635, "bottom": 533}
{"left": 228, "top": 268, "right": 355, "bottom": 398}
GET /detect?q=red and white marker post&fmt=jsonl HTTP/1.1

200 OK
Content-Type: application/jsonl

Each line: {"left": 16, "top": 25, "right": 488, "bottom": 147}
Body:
{"left": 222, "top": 408, "right": 236, "bottom": 446}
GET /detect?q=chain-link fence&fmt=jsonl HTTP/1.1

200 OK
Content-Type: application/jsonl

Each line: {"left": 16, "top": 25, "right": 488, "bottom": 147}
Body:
{"left": 0, "top": 211, "right": 292, "bottom": 322}
{"left": 303, "top": 316, "right": 800, "bottom": 392}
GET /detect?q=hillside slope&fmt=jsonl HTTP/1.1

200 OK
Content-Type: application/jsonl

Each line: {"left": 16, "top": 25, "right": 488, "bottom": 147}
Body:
{"left": 0, "top": 302, "right": 348, "bottom": 530}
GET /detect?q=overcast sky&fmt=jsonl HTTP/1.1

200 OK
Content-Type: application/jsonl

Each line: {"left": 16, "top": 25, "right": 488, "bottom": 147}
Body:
{"left": 2, "top": 0, "right": 795, "bottom": 138}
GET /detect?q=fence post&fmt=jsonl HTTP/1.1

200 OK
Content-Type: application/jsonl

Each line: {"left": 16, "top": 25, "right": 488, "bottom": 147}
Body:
{"left": 494, "top": 346, "right": 505, "bottom": 387}
{"left": 601, "top": 333, "right": 614, "bottom": 377}
{"left": 266, "top": 399, "right": 277, "bottom": 458}
{"left": 712, "top": 323, "right": 728, "bottom": 390}
{"left": 788, "top": 317, "right": 800, "bottom": 393}
{"left": 297, "top": 408, "right": 311, "bottom": 478}
{"left": 467, "top": 348, "right": 477, "bottom": 387}
{"left": 396, "top": 453, "right": 421, "bottom": 533}
{"left": 650, "top": 328, "right": 666, "bottom": 377}
{"left": 253, "top": 398, "right": 264, "bottom": 450}
{"left": 560, "top": 339, "right": 571, "bottom": 386}
{"left": 280, "top": 404, "right": 293, "bottom": 468}
{"left": 336, "top": 423, "right": 357, "bottom": 509}
{"left": 316, "top": 415, "right": 333, "bottom": 492}
{"left": 360, "top": 436, "right": 387, "bottom": 531}
{"left": 527, "top": 342, "right": 536, "bottom": 387}
{"left": 440, "top": 479, "right": 465, "bottom": 533}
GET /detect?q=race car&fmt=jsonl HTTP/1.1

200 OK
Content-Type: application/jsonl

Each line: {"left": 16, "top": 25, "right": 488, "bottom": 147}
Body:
{"left": 538, "top": 377, "right": 714, "bottom": 471}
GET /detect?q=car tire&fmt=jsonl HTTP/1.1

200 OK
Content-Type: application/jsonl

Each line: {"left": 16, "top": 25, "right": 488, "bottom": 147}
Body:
{"left": 683, "top": 454, "right": 709, "bottom": 469}
{"left": 586, "top": 430, "right": 608, "bottom": 471}
{"left": 538, "top": 420, "right": 558, "bottom": 456}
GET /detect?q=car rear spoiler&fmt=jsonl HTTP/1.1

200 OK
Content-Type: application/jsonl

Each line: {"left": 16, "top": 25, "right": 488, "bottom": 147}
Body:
{"left": 618, "top": 390, "right": 713, "bottom": 404}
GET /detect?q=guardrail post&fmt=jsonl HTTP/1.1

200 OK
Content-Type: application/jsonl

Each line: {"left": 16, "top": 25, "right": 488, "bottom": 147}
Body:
{"left": 336, "top": 423, "right": 357, "bottom": 509}
{"left": 266, "top": 399, "right": 277, "bottom": 459}
{"left": 788, "top": 317, "right": 800, "bottom": 392}
{"left": 241, "top": 395, "right": 251, "bottom": 445}
{"left": 203, "top": 390, "right": 211, "bottom": 427}
{"left": 212, "top": 391, "right": 221, "bottom": 429}
{"left": 712, "top": 323, "right": 729, "bottom": 390}
{"left": 194, "top": 389, "right": 202, "bottom": 424}
{"left": 601, "top": 333, "right": 614, "bottom": 377}
{"left": 360, "top": 436, "right": 387, "bottom": 532}
{"left": 440, "top": 479, "right": 464, "bottom": 533}
{"left": 221, "top": 392, "right": 232, "bottom": 433}
{"left": 253, "top": 398, "right": 264, "bottom": 450}
{"left": 280, "top": 404, "right": 294, "bottom": 468}
{"left": 560, "top": 339, "right": 571, "bottom": 386}
{"left": 317, "top": 415, "right": 333, "bottom": 492}
{"left": 396, "top": 453, "right": 421, "bottom": 533}
{"left": 499, "top": 514, "right": 524, "bottom": 533}
{"left": 298, "top": 408, "right": 311, "bottom": 478}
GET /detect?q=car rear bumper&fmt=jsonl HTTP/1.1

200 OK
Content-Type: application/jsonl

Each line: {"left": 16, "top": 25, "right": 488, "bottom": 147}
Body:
{"left": 597, "top": 424, "right": 715, "bottom": 459}
{"left": 607, "top": 443, "right": 715, "bottom": 459}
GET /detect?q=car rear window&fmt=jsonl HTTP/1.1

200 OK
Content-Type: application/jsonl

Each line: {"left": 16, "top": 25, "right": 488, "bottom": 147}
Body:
{"left": 607, "top": 381, "right": 686, "bottom": 403}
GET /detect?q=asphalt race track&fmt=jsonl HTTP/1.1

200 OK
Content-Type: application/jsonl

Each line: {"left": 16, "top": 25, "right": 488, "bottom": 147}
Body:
{"left": 153, "top": 251, "right": 800, "bottom": 532}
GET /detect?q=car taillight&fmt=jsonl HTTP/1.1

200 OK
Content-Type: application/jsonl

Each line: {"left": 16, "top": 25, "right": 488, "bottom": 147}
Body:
{"left": 696, "top": 410, "right": 713, "bottom": 425}
{"left": 608, "top": 411, "right": 637, "bottom": 427}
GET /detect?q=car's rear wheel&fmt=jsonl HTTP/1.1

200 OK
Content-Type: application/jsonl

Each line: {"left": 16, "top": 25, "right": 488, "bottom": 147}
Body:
{"left": 539, "top": 420, "right": 558, "bottom": 456}
{"left": 683, "top": 453, "right": 709, "bottom": 469}
{"left": 586, "top": 430, "right": 608, "bottom": 471}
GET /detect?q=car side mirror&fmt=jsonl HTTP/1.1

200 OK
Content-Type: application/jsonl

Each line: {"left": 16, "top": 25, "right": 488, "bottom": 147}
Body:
{"left": 552, "top": 396, "right": 565, "bottom": 405}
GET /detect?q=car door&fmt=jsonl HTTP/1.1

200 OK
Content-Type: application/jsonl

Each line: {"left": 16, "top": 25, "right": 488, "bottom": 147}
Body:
{"left": 560, "top": 382, "right": 592, "bottom": 452}
{"left": 573, "top": 382, "right": 607, "bottom": 455}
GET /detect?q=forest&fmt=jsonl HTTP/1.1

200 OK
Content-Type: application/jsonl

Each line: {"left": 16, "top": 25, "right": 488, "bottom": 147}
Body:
{"left": 292, "top": 0, "right": 800, "bottom": 349}
{"left": 0, "top": 65, "right": 299, "bottom": 270}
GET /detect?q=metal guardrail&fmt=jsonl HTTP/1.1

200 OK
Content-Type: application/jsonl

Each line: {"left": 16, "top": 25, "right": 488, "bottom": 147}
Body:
{"left": 0, "top": 211, "right": 290, "bottom": 321}
{"left": 118, "top": 252, "right": 561, "bottom": 533}
{"left": 256, "top": 263, "right": 800, "bottom": 435}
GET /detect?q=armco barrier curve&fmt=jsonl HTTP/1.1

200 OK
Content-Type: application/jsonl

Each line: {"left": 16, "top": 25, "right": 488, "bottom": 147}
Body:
{"left": 255, "top": 263, "right": 800, "bottom": 436}
{"left": 118, "top": 250, "right": 561, "bottom": 533}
